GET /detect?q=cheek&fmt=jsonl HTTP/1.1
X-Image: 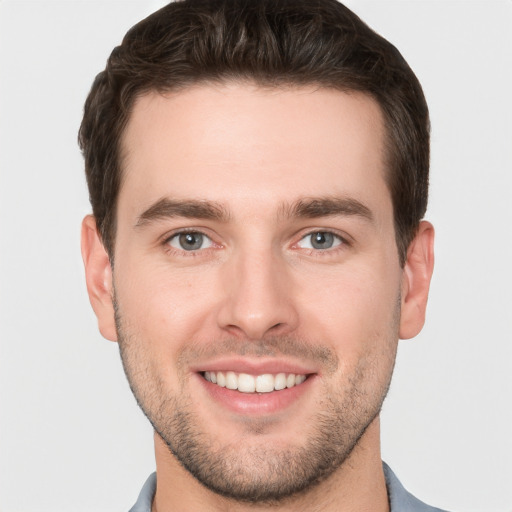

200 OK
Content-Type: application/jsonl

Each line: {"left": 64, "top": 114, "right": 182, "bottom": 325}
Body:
{"left": 114, "top": 262, "right": 223, "bottom": 397}
{"left": 297, "top": 261, "right": 401, "bottom": 352}
{"left": 301, "top": 266, "right": 400, "bottom": 400}
{"left": 114, "top": 259, "right": 220, "bottom": 351}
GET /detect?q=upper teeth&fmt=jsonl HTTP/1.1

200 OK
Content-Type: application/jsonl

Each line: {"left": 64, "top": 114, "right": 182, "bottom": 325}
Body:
{"left": 204, "top": 371, "right": 307, "bottom": 393}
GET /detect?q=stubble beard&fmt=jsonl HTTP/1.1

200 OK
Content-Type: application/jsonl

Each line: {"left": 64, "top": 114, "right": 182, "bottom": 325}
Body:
{"left": 114, "top": 299, "right": 399, "bottom": 504}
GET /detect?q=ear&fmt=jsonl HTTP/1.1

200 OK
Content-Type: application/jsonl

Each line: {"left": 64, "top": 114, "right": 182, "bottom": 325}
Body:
{"left": 399, "top": 220, "right": 435, "bottom": 339}
{"left": 81, "top": 215, "right": 117, "bottom": 342}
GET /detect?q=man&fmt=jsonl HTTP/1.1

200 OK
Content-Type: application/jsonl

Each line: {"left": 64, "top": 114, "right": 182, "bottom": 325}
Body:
{"left": 79, "top": 0, "right": 442, "bottom": 510}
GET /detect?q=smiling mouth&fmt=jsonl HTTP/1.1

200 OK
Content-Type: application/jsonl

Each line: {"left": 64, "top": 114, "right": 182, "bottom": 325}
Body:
{"left": 202, "top": 371, "right": 308, "bottom": 393}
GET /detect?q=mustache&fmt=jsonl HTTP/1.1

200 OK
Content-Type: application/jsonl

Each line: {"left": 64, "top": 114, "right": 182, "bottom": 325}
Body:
{"left": 176, "top": 336, "right": 339, "bottom": 374}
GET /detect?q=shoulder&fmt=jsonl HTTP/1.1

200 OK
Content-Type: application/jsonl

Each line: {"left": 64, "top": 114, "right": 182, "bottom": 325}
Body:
{"left": 383, "top": 462, "right": 450, "bottom": 512}
{"left": 128, "top": 472, "right": 156, "bottom": 512}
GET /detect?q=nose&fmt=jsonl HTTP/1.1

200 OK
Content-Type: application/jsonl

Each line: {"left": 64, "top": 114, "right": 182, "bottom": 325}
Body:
{"left": 216, "top": 247, "right": 299, "bottom": 340}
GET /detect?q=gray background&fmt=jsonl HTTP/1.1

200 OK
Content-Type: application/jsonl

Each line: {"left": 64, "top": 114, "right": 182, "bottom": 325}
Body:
{"left": 0, "top": 1, "right": 511, "bottom": 510}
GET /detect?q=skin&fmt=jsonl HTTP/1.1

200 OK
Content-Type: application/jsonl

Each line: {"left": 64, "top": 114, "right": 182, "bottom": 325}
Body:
{"left": 82, "top": 83, "right": 434, "bottom": 512}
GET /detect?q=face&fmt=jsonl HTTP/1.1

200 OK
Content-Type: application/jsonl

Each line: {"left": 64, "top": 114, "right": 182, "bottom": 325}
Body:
{"left": 87, "top": 83, "right": 418, "bottom": 502}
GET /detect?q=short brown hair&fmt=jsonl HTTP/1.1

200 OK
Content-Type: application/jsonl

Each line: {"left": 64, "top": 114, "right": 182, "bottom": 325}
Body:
{"left": 79, "top": 0, "right": 430, "bottom": 266}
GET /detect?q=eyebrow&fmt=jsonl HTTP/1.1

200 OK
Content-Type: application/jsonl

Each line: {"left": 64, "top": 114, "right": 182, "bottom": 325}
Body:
{"left": 135, "top": 195, "right": 373, "bottom": 228}
{"left": 135, "top": 198, "right": 230, "bottom": 227}
{"left": 278, "top": 196, "right": 374, "bottom": 222}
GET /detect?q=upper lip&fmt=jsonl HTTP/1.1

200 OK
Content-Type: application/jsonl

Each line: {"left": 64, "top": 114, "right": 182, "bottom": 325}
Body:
{"left": 190, "top": 357, "right": 318, "bottom": 376}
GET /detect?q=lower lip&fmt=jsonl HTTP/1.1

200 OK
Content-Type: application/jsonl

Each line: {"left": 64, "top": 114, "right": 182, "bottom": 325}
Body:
{"left": 197, "top": 373, "right": 316, "bottom": 415}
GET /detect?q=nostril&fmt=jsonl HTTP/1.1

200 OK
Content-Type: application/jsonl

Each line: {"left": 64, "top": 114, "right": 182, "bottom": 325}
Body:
{"left": 216, "top": 291, "right": 299, "bottom": 340}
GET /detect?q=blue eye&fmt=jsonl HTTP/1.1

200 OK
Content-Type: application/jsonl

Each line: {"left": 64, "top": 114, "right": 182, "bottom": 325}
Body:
{"left": 297, "top": 232, "right": 342, "bottom": 250}
{"left": 168, "top": 232, "right": 212, "bottom": 251}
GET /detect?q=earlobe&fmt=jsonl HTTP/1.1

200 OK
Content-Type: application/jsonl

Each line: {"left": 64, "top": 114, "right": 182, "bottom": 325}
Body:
{"left": 399, "top": 221, "right": 435, "bottom": 340}
{"left": 81, "top": 215, "right": 118, "bottom": 342}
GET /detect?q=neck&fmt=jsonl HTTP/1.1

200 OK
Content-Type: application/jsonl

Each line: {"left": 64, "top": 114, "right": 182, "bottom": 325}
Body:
{"left": 151, "top": 416, "right": 389, "bottom": 512}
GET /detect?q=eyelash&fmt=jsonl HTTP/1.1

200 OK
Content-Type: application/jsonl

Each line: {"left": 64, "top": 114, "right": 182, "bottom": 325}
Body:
{"left": 294, "top": 230, "right": 351, "bottom": 256}
{"left": 161, "top": 229, "right": 351, "bottom": 257}
{"left": 162, "top": 229, "right": 217, "bottom": 257}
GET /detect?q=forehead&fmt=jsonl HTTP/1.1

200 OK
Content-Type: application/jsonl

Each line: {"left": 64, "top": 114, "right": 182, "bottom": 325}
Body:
{"left": 119, "top": 83, "right": 389, "bottom": 218}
